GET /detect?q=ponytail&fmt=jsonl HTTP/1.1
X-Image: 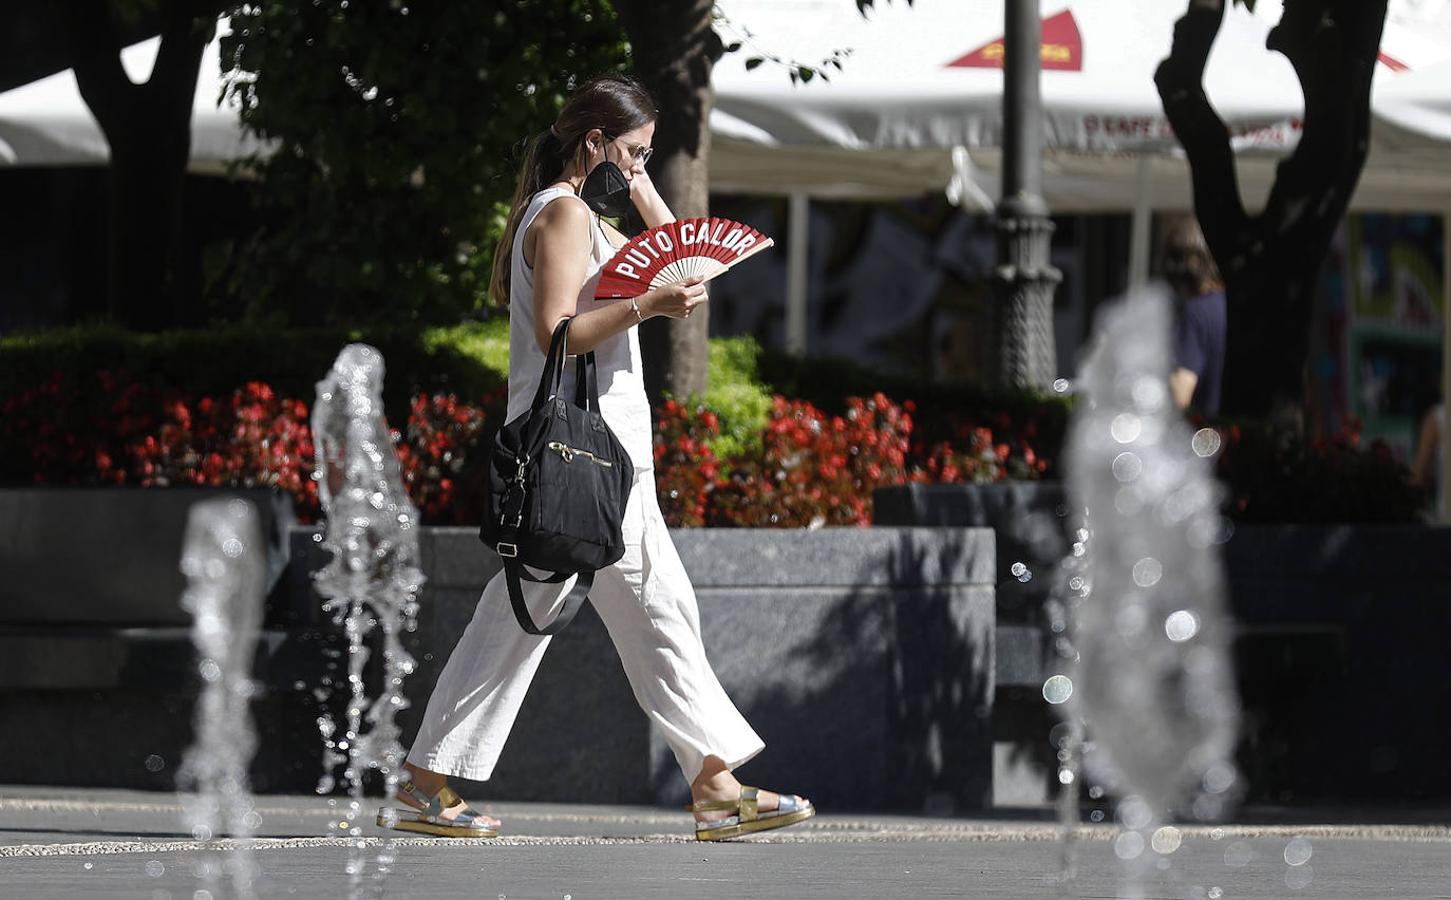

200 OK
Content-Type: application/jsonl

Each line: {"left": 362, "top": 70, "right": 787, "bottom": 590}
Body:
{"left": 489, "top": 129, "right": 566, "bottom": 304}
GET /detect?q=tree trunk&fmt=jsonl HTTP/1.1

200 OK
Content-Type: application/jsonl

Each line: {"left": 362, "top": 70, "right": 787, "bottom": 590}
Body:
{"left": 1156, "top": 0, "right": 1386, "bottom": 420}
{"left": 66, "top": 0, "right": 212, "bottom": 331}
{"left": 611, "top": 0, "right": 721, "bottom": 401}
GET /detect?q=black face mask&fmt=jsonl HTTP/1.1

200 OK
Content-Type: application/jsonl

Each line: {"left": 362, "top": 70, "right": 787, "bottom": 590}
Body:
{"left": 579, "top": 160, "right": 631, "bottom": 219}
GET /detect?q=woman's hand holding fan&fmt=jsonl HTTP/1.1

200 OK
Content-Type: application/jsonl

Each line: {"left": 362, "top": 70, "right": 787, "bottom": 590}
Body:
{"left": 596, "top": 217, "right": 774, "bottom": 301}
{"left": 638, "top": 277, "right": 708, "bottom": 320}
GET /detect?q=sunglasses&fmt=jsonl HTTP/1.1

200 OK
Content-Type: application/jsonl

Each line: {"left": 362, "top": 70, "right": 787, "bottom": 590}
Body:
{"left": 604, "top": 133, "right": 654, "bottom": 166}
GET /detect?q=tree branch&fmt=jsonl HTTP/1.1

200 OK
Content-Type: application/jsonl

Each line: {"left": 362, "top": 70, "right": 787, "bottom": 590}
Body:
{"left": 1155, "top": 0, "right": 1249, "bottom": 266}
{"left": 1261, "top": 0, "right": 1385, "bottom": 250}
{"left": 150, "top": 0, "right": 213, "bottom": 111}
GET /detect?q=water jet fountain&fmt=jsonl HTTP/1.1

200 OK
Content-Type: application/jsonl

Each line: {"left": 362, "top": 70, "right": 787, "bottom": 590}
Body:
{"left": 176, "top": 497, "right": 266, "bottom": 900}
{"left": 311, "top": 344, "right": 425, "bottom": 895}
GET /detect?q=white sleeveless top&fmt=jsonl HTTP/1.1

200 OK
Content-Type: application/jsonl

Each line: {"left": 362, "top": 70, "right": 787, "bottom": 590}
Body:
{"left": 507, "top": 187, "right": 654, "bottom": 472}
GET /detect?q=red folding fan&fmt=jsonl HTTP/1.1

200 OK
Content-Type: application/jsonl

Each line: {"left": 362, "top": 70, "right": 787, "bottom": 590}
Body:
{"left": 594, "top": 217, "right": 774, "bottom": 299}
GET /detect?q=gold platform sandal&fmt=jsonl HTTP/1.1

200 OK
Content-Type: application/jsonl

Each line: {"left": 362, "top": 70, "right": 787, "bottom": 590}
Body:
{"left": 375, "top": 780, "right": 500, "bottom": 838}
{"left": 690, "top": 786, "right": 815, "bottom": 841}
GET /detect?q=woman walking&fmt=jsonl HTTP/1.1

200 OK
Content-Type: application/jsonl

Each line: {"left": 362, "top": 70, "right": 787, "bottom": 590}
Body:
{"left": 381, "top": 74, "right": 813, "bottom": 842}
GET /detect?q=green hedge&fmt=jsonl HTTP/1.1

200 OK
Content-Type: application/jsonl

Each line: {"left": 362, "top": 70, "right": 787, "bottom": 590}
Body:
{"left": 0, "top": 321, "right": 514, "bottom": 425}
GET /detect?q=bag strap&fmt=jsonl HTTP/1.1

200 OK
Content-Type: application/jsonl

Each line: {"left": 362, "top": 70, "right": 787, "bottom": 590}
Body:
{"left": 573, "top": 352, "right": 600, "bottom": 412}
{"left": 502, "top": 558, "right": 593, "bottom": 636}
{"left": 530, "top": 318, "right": 574, "bottom": 411}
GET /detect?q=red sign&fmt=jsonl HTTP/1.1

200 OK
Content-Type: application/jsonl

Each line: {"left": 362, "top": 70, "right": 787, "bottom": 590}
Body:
{"left": 947, "top": 9, "right": 1084, "bottom": 72}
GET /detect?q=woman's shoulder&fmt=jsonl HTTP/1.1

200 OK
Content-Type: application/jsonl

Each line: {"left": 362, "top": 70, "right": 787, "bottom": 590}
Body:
{"left": 530, "top": 188, "right": 591, "bottom": 230}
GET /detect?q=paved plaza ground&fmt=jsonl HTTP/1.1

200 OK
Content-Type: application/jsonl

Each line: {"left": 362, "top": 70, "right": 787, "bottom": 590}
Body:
{"left": 2, "top": 786, "right": 1450, "bottom": 899}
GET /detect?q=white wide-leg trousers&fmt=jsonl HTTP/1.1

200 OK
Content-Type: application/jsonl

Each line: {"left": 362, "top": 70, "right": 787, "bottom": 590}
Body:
{"left": 406, "top": 470, "right": 764, "bottom": 784}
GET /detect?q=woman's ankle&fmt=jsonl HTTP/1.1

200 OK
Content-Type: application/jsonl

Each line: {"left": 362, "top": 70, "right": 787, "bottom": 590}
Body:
{"left": 401, "top": 762, "right": 447, "bottom": 796}
{"left": 690, "top": 757, "right": 739, "bottom": 799}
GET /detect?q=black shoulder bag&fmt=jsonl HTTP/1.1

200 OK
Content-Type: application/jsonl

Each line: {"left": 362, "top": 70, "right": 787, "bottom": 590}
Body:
{"left": 479, "top": 318, "right": 635, "bottom": 635}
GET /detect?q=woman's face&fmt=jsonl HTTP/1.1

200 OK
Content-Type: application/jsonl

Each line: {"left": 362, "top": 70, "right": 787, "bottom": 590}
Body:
{"left": 586, "top": 121, "right": 656, "bottom": 182}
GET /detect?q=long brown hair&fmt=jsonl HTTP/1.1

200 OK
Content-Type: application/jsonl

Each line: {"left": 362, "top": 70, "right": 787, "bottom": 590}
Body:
{"left": 1159, "top": 216, "right": 1224, "bottom": 298}
{"left": 489, "top": 74, "right": 657, "bottom": 304}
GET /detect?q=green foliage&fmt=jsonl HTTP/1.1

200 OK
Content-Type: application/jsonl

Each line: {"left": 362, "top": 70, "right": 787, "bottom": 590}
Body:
{"left": 698, "top": 336, "right": 773, "bottom": 460}
{"left": 753, "top": 346, "right": 1071, "bottom": 429}
{"left": 218, "top": 2, "right": 629, "bottom": 326}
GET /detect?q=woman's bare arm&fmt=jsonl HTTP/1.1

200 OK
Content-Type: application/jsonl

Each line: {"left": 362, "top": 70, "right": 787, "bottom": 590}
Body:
{"left": 528, "top": 196, "right": 705, "bottom": 356}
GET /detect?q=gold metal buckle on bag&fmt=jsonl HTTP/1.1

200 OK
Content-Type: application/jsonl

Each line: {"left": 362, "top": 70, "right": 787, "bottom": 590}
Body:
{"left": 546, "top": 440, "right": 613, "bottom": 468}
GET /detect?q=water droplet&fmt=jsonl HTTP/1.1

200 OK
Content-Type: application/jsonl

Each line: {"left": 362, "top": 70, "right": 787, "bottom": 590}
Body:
{"left": 1042, "top": 675, "right": 1074, "bottom": 704}
{"left": 1191, "top": 428, "right": 1222, "bottom": 457}
{"left": 1118, "top": 796, "right": 1153, "bottom": 830}
{"left": 1089, "top": 809, "right": 1105, "bottom": 822}
{"left": 83, "top": 862, "right": 93, "bottom": 870}
{"left": 1111, "top": 413, "right": 1142, "bottom": 443}
{"left": 1224, "top": 841, "right": 1254, "bottom": 867}
{"left": 1113, "top": 831, "right": 1145, "bottom": 860}
{"left": 1165, "top": 609, "right": 1200, "bottom": 642}
{"left": 1284, "top": 864, "right": 1314, "bottom": 890}
{"left": 1058, "top": 767, "right": 1075, "bottom": 785}
{"left": 1208, "top": 888, "right": 1224, "bottom": 900}
{"left": 145, "top": 860, "right": 165, "bottom": 877}
{"left": 1203, "top": 762, "right": 1236, "bottom": 794}
{"left": 1112, "top": 451, "right": 1143, "bottom": 482}
{"left": 195, "top": 889, "right": 215, "bottom": 900}
{"left": 1150, "top": 825, "right": 1183, "bottom": 854}
{"left": 198, "top": 658, "right": 222, "bottom": 682}
{"left": 1283, "top": 836, "right": 1313, "bottom": 866}
{"left": 144, "top": 754, "right": 165, "bottom": 773}
{"left": 1048, "top": 722, "right": 1078, "bottom": 749}
{"left": 1131, "top": 377, "right": 1166, "bottom": 410}
{"left": 192, "top": 824, "right": 213, "bottom": 840}
{"left": 1010, "top": 561, "right": 1028, "bottom": 578}
{"left": 1132, "top": 557, "right": 1163, "bottom": 587}
{"left": 1053, "top": 378, "right": 1070, "bottom": 393}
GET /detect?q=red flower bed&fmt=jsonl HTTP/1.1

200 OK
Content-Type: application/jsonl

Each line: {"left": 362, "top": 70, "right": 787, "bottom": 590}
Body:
{"left": 654, "top": 398, "right": 721, "bottom": 528}
{"left": 0, "top": 371, "right": 501, "bottom": 526}
{"left": 1, "top": 371, "right": 319, "bottom": 513}
{"left": 657, "top": 391, "right": 1049, "bottom": 528}
{"left": 396, "top": 388, "right": 501, "bottom": 524}
{"left": 9, "top": 371, "right": 1420, "bottom": 528}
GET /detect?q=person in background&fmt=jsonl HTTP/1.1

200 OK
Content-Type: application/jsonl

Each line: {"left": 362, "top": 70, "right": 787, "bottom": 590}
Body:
{"left": 1161, "top": 217, "right": 1227, "bottom": 415}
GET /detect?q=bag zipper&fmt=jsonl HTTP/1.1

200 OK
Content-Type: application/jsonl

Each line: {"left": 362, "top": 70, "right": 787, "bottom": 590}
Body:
{"left": 546, "top": 440, "right": 614, "bottom": 468}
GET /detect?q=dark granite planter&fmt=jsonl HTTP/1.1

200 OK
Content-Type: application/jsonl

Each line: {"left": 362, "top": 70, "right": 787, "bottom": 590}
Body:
{"left": 1221, "top": 525, "right": 1451, "bottom": 804}
{"left": 0, "top": 495, "right": 997, "bottom": 812}
{"left": 875, "top": 481, "right": 1451, "bottom": 805}
{"left": 326, "top": 526, "right": 1000, "bottom": 814}
{"left": 0, "top": 486, "right": 321, "bottom": 793}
